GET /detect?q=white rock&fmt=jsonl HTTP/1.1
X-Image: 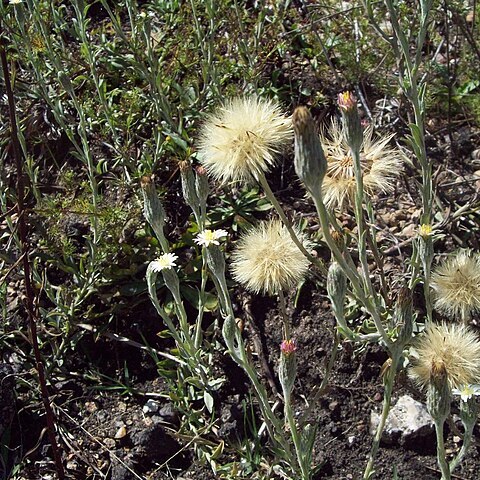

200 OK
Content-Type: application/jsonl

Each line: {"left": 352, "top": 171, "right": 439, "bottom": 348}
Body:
{"left": 370, "top": 394, "right": 434, "bottom": 445}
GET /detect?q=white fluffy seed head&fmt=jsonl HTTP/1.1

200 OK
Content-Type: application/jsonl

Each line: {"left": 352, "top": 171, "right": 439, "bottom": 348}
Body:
{"left": 320, "top": 119, "right": 404, "bottom": 210}
{"left": 409, "top": 322, "right": 480, "bottom": 390}
{"left": 431, "top": 250, "right": 480, "bottom": 321}
{"left": 197, "top": 97, "right": 293, "bottom": 185}
{"left": 230, "top": 220, "right": 310, "bottom": 295}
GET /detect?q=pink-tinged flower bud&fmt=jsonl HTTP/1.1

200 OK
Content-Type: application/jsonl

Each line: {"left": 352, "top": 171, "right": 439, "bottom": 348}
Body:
{"left": 195, "top": 165, "right": 208, "bottom": 176}
{"left": 337, "top": 91, "right": 363, "bottom": 152}
{"left": 337, "top": 91, "right": 356, "bottom": 111}
{"left": 281, "top": 338, "right": 297, "bottom": 356}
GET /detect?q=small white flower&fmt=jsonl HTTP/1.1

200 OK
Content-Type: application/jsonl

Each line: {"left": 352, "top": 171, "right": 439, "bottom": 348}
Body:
{"left": 452, "top": 384, "right": 480, "bottom": 403}
{"left": 9, "top": 0, "right": 23, "bottom": 4}
{"left": 194, "top": 229, "right": 228, "bottom": 247}
{"left": 149, "top": 253, "right": 178, "bottom": 272}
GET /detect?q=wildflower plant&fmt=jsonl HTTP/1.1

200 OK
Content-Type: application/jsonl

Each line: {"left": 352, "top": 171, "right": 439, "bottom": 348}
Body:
{"left": 409, "top": 323, "right": 480, "bottom": 478}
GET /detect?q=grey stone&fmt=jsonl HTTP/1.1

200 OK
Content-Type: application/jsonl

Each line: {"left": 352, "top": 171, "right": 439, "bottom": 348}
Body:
{"left": 142, "top": 399, "right": 160, "bottom": 414}
{"left": 370, "top": 394, "right": 434, "bottom": 447}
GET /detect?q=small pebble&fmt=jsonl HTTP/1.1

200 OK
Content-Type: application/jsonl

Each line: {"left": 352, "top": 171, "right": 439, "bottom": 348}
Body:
{"left": 115, "top": 426, "right": 127, "bottom": 439}
{"left": 143, "top": 399, "right": 160, "bottom": 414}
{"left": 103, "top": 438, "right": 116, "bottom": 449}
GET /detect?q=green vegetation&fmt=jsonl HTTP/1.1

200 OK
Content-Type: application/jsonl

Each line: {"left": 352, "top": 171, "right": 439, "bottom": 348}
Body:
{"left": 1, "top": 0, "right": 480, "bottom": 479}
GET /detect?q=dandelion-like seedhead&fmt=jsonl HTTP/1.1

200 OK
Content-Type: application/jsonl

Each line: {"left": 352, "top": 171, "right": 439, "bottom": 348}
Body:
{"left": 149, "top": 253, "right": 178, "bottom": 272}
{"left": 409, "top": 323, "right": 480, "bottom": 390}
{"left": 319, "top": 119, "right": 404, "bottom": 210}
{"left": 230, "top": 220, "right": 310, "bottom": 295}
{"left": 431, "top": 250, "right": 480, "bottom": 321}
{"left": 197, "top": 97, "right": 293, "bottom": 184}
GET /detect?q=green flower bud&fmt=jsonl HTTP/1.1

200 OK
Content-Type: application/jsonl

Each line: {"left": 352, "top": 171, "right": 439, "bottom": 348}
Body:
{"left": 427, "top": 363, "right": 452, "bottom": 422}
{"left": 195, "top": 165, "right": 210, "bottom": 208}
{"left": 338, "top": 92, "right": 363, "bottom": 152}
{"left": 141, "top": 175, "right": 168, "bottom": 252}
{"left": 279, "top": 340, "right": 297, "bottom": 396}
{"left": 179, "top": 160, "right": 201, "bottom": 223}
{"left": 292, "top": 106, "right": 327, "bottom": 198}
{"left": 327, "top": 261, "right": 347, "bottom": 313}
{"left": 205, "top": 244, "right": 226, "bottom": 280}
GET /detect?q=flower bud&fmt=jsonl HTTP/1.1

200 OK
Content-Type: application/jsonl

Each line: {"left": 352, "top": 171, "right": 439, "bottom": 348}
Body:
{"left": 327, "top": 261, "right": 347, "bottom": 312}
{"left": 280, "top": 338, "right": 296, "bottom": 356}
{"left": 338, "top": 91, "right": 363, "bottom": 152}
{"left": 161, "top": 267, "right": 181, "bottom": 303}
{"left": 427, "top": 363, "right": 451, "bottom": 422}
{"left": 205, "top": 244, "right": 226, "bottom": 280}
{"left": 195, "top": 165, "right": 210, "bottom": 208}
{"left": 222, "top": 314, "right": 237, "bottom": 351}
{"left": 279, "top": 340, "right": 297, "bottom": 395}
{"left": 179, "top": 160, "right": 201, "bottom": 223}
{"left": 292, "top": 106, "right": 327, "bottom": 198}
{"left": 141, "top": 175, "right": 169, "bottom": 252}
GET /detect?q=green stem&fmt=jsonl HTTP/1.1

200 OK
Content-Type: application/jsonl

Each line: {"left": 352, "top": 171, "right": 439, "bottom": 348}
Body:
{"left": 363, "top": 354, "right": 399, "bottom": 479}
{"left": 434, "top": 419, "right": 451, "bottom": 480}
{"left": 350, "top": 148, "right": 380, "bottom": 309}
{"left": 194, "top": 256, "right": 208, "bottom": 348}
{"left": 311, "top": 192, "right": 392, "bottom": 350}
{"left": 257, "top": 173, "right": 327, "bottom": 276}
{"left": 278, "top": 290, "right": 290, "bottom": 340}
{"left": 449, "top": 427, "right": 473, "bottom": 474}
{"left": 284, "top": 388, "right": 311, "bottom": 480}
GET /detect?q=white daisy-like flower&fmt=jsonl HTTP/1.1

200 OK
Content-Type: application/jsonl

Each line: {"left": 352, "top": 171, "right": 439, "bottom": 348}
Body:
{"left": 195, "top": 229, "right": 228, "bottom": 247}
{"left": 452, "top": 385, "right": 480, "bottom": 403}
{"left": 9, "top": 0, "right": 23, "bottom": 4}
{"left": 149, "top": 253, "right": 178, "bottom": 272}
{"left": 197, "top": 96, "right": 293, "bottom": 184}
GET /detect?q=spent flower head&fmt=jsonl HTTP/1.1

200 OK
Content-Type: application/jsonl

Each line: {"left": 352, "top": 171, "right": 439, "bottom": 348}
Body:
{"left": 319, "top": 119, "right": 404, "bottom": 210}
{"left": 409, "top": 323, "right": 480, "bottom": 391}
{"left": 195, "top": 229, "right": 228, "bottom": 247}
{"left": 431, "top": 250, "right": 480, "bottom": 322}
{"left": 197, "top": 97, "right": 293, "bottom": 184}
{"left": 149, "top": 253, "right": 178, "bottom": 272}
{"left": 452, "top": 384, "right": 480, "bottom": 403}
{"left": 231, "top": 219, "right": 310, "bottom": 295}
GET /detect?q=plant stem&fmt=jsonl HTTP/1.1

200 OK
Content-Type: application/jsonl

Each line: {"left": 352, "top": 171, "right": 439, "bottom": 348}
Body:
{"left": 311, "top": 192, "right": 392, "bottom": 350}
{"left": 0, "top": 34, "right": 65, "bottom": 480}
{"left": 284, "top": 388, "right": 311, "bottom": 480}
{"left": 434, "top": 419, "right": 451, "bottom": 480}
{"left": 278, "top": 290, "right": 290, "bottom": 340}
{"left": 449, "top": 428, "right": 473, "bottom": 474}
{"left": 257, "top": 173, "right": 327, "bottom": 276}
{"left": 363, "top": 354, "right": 399, "bottom": 479}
